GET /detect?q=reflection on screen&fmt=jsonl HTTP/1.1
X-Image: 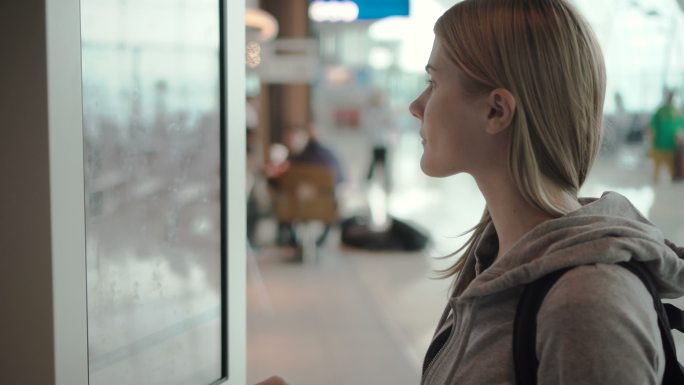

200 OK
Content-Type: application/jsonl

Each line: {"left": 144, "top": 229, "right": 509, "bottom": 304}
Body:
{"left": 80, "top": 1, "right": 223, "bottom": 384}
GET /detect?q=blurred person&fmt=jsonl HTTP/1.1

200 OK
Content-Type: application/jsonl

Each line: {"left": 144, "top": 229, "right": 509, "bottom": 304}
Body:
{"left": 268, "top": 123, "right": 345, "bottom": 249}
{"left": 363, "top": 90, "right": 397, "bottom": 190}
{"left": 648, "top": 89, "right": 684, "bottom": 183}
{"left": 246, "top": 96, "right": 268, "bottom": 247}
{"left": 609, "top": 91, "right": 638, "bottom": 145}
{"left": 285, "top": 123, "right": 344, "bottom": 185}
{"left": 246, "top": 125, "right": 265, "bottom": 247}
{"left": 258, "top": 1, "right": 684, "bottom": 384}
{"left": 267, "top": 123, "right": 345, "bottom": 186}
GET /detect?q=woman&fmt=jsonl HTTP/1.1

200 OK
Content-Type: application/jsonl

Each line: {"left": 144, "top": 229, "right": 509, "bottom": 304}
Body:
{"left": 258, "top": 0, "right": 684, "bottom": 384}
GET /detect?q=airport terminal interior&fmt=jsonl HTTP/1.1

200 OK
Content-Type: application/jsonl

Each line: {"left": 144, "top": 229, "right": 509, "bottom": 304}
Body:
{"left": 13, "top": 0, "right": 684, "bottom": 384}
{"left": 246, "top": 1, "right": 684, "bottom": 383}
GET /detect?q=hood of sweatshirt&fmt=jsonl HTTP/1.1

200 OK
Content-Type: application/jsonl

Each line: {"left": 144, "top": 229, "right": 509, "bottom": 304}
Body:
{"left": 459, "top": 191, "right": 684, "bottom": 300}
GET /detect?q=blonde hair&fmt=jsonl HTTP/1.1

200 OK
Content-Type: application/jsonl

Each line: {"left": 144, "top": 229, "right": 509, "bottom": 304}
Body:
{"left": 434, "top": 0, "right": 606, "bottom": 280}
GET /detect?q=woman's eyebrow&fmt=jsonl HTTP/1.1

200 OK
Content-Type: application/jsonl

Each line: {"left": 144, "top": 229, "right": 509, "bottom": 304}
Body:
{"left": 425, "top": 64, "right": 437, "bottom": 73}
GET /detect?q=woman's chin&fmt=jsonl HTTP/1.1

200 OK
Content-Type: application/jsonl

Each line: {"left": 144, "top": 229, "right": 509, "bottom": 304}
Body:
{"left": 420, "top": 159, "right": 446, "bottom": 178}
{"left": 420, "top": 157, "right": 460, "bottom": 178}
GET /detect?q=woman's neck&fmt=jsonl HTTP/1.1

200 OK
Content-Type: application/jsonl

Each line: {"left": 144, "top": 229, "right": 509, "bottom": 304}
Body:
{"left": 475, "top": 175, "right": 580, "bottom": 260}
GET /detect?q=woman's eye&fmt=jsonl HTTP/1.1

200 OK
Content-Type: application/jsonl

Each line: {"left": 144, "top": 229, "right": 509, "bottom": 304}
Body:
{"left": 425, "top": 78, "right": 434, "bottom": 88}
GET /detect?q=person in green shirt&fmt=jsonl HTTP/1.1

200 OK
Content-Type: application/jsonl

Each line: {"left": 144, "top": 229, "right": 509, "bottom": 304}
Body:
{"left": 648, "top": 90, "right": 684, "bottom": 183}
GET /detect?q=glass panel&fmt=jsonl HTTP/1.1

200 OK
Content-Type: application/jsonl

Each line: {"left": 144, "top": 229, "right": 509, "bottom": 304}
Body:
{"left": 80, "top": 1, "right": 223, "bottom": 384}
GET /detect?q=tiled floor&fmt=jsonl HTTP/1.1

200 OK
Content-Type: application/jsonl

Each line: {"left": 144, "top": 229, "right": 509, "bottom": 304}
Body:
{"left": 247, "top": 130, "right": 684, "bottom": 385}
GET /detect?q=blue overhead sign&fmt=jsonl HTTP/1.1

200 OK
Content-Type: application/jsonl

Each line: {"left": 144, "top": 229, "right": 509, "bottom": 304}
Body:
{"left": 310, "top": 0, "right": 410, "bottom": 20}
{"left": 354, "top": 0, "right": 409, "bottom": 19}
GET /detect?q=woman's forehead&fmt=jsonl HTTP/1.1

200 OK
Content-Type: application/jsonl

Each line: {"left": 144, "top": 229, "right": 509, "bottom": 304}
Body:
{"left": 427, "top": 38, "right": 442, "bottom": 67}
{"left": 427, "top": 38, "right": 455, "bottom": 71}
{"left": 427, "top": 39, "right": 463, "bottom": 79}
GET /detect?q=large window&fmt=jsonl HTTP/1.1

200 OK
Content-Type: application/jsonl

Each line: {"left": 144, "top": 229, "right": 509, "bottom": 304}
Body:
{"left": 574, "top": 0, "right": 684, "bottom": 113}
{"left": 80, "top": 1, "right": 226, "bottom": 384}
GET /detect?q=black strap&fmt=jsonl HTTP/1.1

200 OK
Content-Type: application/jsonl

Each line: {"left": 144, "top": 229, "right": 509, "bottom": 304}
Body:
{"left": 665, "top": 303, "right": 684, "bottom": 333}
{"left": 618, "top": 261, "right": 684, "bottom": 384}
{"left": 513, "top": 261, "right": 684, "bottom": 385}
{"left": 513, "top": 267, "right": 572, "bottom": 385}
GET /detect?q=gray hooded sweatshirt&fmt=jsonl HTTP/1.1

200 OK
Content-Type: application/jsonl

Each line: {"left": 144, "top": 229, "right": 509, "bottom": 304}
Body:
{"left": 422, "top": 192, "right": 684, "bottom": 385}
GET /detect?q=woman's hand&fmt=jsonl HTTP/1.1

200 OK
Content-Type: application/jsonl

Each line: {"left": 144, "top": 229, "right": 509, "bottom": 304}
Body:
{"left": 255, "top": 375, "right": 289, "bottom": 385}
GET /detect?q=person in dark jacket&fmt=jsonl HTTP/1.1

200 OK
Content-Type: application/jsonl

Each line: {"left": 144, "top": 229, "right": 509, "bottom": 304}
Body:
{"left": 284, "top": 124, "right": 344, "bottom": 185}
{"left": 270, "top": 123, "right": 344, "bottom": 249}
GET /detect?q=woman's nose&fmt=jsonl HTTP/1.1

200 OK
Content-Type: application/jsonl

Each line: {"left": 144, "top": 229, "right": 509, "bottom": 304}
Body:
{"left": 409, "top": 97, "right": 423, "bottom": 120}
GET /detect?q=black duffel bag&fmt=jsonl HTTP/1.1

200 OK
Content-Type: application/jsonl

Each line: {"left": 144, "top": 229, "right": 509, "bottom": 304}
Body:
{"left": 340, "top": 215, "right": 429, "bottom": 251}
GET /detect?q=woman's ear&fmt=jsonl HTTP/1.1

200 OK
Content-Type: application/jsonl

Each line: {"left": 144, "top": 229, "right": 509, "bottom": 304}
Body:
{"left": 485, "top": 88, "right": 516, "bottom": 135}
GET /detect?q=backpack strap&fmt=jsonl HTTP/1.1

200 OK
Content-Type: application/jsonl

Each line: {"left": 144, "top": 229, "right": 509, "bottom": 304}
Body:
{"left": 618, "top": 261, "right": 684, "bottom": 383}
{"left": 513, "top": 261, "right": 684, "bottom": 385}
{"left": 663, "top": 238, "right": 684, "bottom": 334}
{"left": 512, "top": 266, "right": 573, "bottom": 385}
{"left": 665, "top": 304, "right": 684, "bottom": 332}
